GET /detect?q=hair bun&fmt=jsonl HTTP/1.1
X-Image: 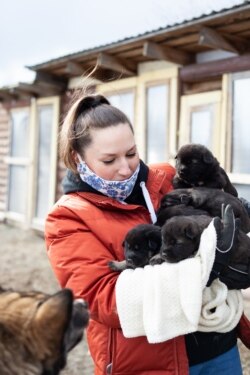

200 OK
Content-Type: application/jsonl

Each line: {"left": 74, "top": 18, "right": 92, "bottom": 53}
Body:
{"left": 76, "top": 95, "right": 110, "bottom": 118}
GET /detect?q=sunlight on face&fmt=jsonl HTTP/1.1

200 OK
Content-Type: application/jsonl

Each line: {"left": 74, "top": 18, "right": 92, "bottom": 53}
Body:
{"left": 83, "top": 123, "right": 140, "bottom": 181}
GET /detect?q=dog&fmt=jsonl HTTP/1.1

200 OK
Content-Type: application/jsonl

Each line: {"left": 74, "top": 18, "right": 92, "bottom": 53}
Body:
{"left": 108, "top": 224, "right": 162, "bottom": 271}
{"left": 0, "top": 287, "right": 89, "bottom": 375}
{"left": 173, "top": 144, "right": 238, "bottom": 197}
{"left": 159, "top": 214, "right": 250, "bottom": 289}
{"left": 158, "top": 187, "right": 250, "bottom": 233}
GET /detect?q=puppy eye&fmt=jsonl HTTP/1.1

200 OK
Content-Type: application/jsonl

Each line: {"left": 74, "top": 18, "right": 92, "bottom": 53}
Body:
{"left": 192, "top": 159, "right": 198, "bottom": 164}
{"left": 134, "top": 244, "right": 139, "bottom": 250}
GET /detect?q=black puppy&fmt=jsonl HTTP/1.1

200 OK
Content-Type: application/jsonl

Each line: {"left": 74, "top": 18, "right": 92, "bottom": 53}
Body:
{"left": 158, "top": 187, "right": 250, "bottom": 233}
{"left": 108, "top": 224, "right": 162, "bottom": 271}
{"left": 160, "top": 214, "right": 250, "bottom": 289}
{"left": 173, "top": 144, "right": 238, "bottom": 197}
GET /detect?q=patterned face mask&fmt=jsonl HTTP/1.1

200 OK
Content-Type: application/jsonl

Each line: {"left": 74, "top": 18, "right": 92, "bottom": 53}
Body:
{"left": 77, "top": 156, "right": 140, "bottom": 202}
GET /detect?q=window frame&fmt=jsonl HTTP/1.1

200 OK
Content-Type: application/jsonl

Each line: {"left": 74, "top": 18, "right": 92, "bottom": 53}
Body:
{"left": 5, "top": 107, "right": 31, "bottom": 224}
{"left": 28, "top": 96, "right": 60, "bottom": 231}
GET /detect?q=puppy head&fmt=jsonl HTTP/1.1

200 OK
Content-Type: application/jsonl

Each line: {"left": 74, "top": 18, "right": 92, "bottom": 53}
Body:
{"left": 123, "top": 224, "right": 162, "bottom": 268}
{"left": 175, "top": 144, "right": 218, "bottom": 183}
{"left": 160, "top": 216, "right": 201, "bottom": 262}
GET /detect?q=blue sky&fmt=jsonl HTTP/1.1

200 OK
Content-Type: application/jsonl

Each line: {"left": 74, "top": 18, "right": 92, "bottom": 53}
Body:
{"left": 0, "top": 0, "right": 245, "bottom": 86}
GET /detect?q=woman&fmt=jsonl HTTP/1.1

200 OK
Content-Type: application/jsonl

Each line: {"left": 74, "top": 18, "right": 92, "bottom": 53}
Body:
{"left": 45, "top": 94, "right": 250, "bottom": 375}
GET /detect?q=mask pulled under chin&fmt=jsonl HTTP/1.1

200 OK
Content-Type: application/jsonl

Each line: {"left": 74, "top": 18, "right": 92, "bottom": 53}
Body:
{"left": 77, "top": 159, "right": 140, "bottom": 201}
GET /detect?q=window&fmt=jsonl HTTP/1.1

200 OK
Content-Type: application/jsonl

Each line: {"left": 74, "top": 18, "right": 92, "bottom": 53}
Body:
{"left": 146, "top": 84, "right": 169, "bottom": 163}
{"left": 227, "top": 72, "right": 250, "bottom": 199}
{"left": 179, "top": 91, "right": 222, "bottom": 160}
{"left": 232, "top": 77, "right": 250, "bottom": 174}
{"left": 7, "top": 109, "right": 30, "bottom": 218}
{"left": 107, "top": 92, "right": 134, "bottom": 123}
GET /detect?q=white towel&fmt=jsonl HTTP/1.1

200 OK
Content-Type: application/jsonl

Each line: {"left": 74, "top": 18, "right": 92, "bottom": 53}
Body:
{"left": 198, "top": 279, "right": 243, "bottom": 333}
{"left": 116, "top": 221, "right": 243, "bottom": 343}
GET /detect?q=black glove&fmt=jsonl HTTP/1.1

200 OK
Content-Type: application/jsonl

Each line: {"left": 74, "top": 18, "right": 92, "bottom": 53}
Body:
{"left": 239, "top": 197, "right": 250, "bottom": 217}
{"left": 206, "top": 204, "right": 240, "bottom": 287}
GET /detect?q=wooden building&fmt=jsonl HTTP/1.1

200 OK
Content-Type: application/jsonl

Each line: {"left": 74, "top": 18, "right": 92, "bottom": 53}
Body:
{"left": 1, "top": 2, "right": 250, "bottom": 231}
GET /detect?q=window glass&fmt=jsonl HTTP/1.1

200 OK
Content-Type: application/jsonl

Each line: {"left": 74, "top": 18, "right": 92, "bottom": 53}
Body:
{"left": 232, "top": 78, "right": 250, "bottom": 173}
{"left": 233, "top": 184, "right": 250, "bottom": 201}
{"left": 35, "top": 105, "right": 53, "bottom": 219}
{"left": 10, "top": 110, "right": 29, "bottom": 157}
{"left": 146, "top": 85, "right": 168, "bottom": 163}
{"left": 8, "top": 165, "right": 28, "bottom": 214}
{"left": 190, "top": 106, "right": 213, "bottom": 149}
{"left": 107, "top": 92, "right": 134, "bottom": 124}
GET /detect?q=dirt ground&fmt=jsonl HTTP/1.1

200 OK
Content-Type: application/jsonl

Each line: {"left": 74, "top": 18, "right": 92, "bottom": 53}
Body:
{"left": 0, "top": 222, "right": 249, "bottom": 374}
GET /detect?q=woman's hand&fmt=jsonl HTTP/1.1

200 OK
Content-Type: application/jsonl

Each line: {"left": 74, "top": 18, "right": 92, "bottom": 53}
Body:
{"left": 207, "top": 204, "right": 240, "bottom": 287}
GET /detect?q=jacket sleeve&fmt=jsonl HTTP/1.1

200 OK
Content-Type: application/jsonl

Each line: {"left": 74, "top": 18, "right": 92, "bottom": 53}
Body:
{"left": 45, "top": 205, "right": 121, "bottom": 329}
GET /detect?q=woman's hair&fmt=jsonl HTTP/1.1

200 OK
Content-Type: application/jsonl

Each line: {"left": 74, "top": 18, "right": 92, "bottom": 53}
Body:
{"left": 60, "top": 94, "right": 134, "bottom": 173}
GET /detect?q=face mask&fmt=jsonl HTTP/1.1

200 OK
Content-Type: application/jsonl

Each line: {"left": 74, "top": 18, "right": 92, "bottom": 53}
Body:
{"left": 77, "top": 155, "right": 140, "bottom": 202}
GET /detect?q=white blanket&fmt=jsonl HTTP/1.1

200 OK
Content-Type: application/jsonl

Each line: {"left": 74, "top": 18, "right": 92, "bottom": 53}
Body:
{"left": 116, "top": 221, "right": 243, "bottom": 343}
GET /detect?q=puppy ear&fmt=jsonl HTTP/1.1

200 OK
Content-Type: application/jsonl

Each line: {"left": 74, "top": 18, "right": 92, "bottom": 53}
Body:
{"left": 185, "top": 225, "right": 197, "bottom": 240}
{"left": 203, "top": 153, "right": 214, "bottom": 164}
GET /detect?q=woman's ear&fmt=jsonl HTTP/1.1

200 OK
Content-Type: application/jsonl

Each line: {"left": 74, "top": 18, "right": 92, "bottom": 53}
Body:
{"left": 72, "top": 151, "right": 83, "bottom": 164}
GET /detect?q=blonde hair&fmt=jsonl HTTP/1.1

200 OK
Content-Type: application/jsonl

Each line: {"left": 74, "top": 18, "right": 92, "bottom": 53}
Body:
{"left": 59, "top": 94, "right": 133, "bottom": 173}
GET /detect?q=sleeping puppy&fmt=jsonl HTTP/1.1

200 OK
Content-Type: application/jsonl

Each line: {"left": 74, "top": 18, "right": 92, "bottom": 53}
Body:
{"left": 160, "top": 215, "right": 250, "bottom": 289}
{"left": 108, "top": 224, "right": 162, "bottom": 271}
{"left": 159, "top": 187, "right": 250, "bottom": 233}
{"left": 156, "top": 203, "right": 210, "bottom": 227}
{"left": 173, "top": 144, "right": 238, "bottom": 197}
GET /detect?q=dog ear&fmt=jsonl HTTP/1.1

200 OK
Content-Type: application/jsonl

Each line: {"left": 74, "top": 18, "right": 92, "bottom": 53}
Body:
{"left": 203, "top": 152, "right": 214, "bottom": 164}
{"left": 184, "top": 224, "right": 197, "bottom": 240}
{"left": 34, "top": 289, "right": 73, "bottom": 347}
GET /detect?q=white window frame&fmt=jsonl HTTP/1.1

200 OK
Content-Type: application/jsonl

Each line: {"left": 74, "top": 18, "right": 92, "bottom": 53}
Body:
{"left": 5, "top": 107, "right": 31, "bottom": 225}
{"left": 28, "top": 96, "right": 60, "bottom": 231}
{"left": 179, "top": 90, "right": 223, "bottom": 162}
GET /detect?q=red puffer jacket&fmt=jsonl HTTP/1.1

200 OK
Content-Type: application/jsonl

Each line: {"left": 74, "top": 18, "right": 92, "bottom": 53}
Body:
{"left": 45, "top": 163, "right": 250, "bottom": 374}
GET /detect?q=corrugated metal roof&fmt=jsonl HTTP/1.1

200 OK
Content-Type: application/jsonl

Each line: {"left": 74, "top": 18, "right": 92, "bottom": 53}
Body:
{"left": 29, "top": 0, "right": 249, "bottom": 70}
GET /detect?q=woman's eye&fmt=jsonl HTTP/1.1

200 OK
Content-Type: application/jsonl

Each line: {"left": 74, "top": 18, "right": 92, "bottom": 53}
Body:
{"left": 126, "top": 153, "right": 136, "bottom": 158}
{"left": 103, "top": 160, "right": 115, "bottom": 164}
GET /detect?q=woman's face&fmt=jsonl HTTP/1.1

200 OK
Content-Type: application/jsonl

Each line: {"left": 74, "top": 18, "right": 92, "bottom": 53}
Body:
{"left": 82, "top": 123, "right": 140, "bottom": 181}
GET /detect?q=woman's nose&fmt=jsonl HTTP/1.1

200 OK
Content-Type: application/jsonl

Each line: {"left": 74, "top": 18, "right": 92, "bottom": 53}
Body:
{"left": 118, "top": 160, "right": 131, "bottom": 177}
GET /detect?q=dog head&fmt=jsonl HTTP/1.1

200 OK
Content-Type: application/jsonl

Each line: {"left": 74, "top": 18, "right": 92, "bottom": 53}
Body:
{"left": 160, "top": 216, "right": 202, "bottom": 263}
{"left": 175, "top": 144, "right": 219, "bottom": 185}
{"left": 123, "top": 224, "right": 162, "bottom": 268}
{"left": 0, "top": 288, "right": 89, "bottom": 375}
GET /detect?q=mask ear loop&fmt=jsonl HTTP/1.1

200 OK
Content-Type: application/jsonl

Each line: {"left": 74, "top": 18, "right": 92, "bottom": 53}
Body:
{"left": 77, "top": 153, "right": 84, "bottom": 164}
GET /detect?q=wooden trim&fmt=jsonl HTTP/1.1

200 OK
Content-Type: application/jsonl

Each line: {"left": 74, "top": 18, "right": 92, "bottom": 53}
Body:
{"left": 65, "top": 61, "right": 85, "bottom": 76}
{"left": 180, "top": 54, "right": 250, "bottom": 83}
{"left": 35, "top": 71, "right": 67, "bottom": 91}
{"left": 97, "top": 53, "right": 136, "bottom": 76}
{"left": 143, "top": 41, "right": 194, "bottom": 66}
{"left": 199, "top": 26, "right": 239, "bottom": 54}
{"left": 28, "top": 96, "right": 60, "bottom": 226}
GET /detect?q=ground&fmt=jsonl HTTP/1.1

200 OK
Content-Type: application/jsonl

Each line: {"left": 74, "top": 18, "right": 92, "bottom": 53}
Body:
{"left": 0, "top": 223, "right": 249, "bottom": 374}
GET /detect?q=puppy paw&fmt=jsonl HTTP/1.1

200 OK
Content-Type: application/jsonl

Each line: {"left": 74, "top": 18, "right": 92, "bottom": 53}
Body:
{"left": 107, "top": 260, "right": 126, "bottom": 272}
{"left": 149, "top": 254, "right": 165, "bottom": 265}
{"left": 180, "top": 194, "right": 191, "bottom": 205}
